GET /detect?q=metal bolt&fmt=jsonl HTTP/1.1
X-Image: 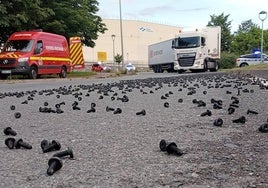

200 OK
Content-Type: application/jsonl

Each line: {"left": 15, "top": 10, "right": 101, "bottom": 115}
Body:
{"left": 47, "top": 157, "right": 63, "bottom": 176}
{"left": 14, "top": 138, "right": 32, "bottom": 149}
{"left": 5, "top": 137, "right": 15, "bottom": 149}
{"left": 159, "top": 139, "right": 183, "bottom": 156}
{"left": 213, "top": 118, "right": 223, "bottom": 127}
{"left": 232, "top": 116, "right": 246, "bottom": 124}
{"left": 228, "top": 107, "right": 235, "bottom": 114}
{"left": 53, "top": 147, "right": 74, "bottom": 159}
{"left": 136, "top": 109, "right": 146, "bottom": 116}
{"left": 164, "top": 102, "right": 169, "bottom": 108}
{"left": 42, "top": 140, "right": 61, "bottom": 153}
{"left": 40, "top": 139, "right": 49, "bottom": 150}
{"left": 113, "top": 108, "right": 122, "bottom": 114}
{"left": 200, "top": 110, "right": 212, "bottom": 116}
{"left": 258, "top": 123, "right": 268, "bottom": 133}
{"left": 3, "top": 127, "right": 17, "bottom": 136}
{"left": 247, "top": 109, "right": 258, "bottom": 115}
{"left": 106, "top": 106, "right": 115, "bottom": 112}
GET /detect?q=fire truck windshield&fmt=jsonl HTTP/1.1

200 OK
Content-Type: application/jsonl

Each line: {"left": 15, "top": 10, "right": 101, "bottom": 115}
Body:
{"left": 174, "top": 36, "right": 200, "bottom": 49}
{"left": 4, "top": 40, "right": 34, "bottom": 52}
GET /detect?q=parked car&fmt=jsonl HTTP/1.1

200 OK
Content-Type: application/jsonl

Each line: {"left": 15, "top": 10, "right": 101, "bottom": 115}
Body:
{"left": 124, "top": 63, "right": 136, "bottom": 72}
{"left": 91, "top": 63, "right": 111, "bottom": 72}
{"left": 236, "top": 53, "right": 268, "bottom": 67}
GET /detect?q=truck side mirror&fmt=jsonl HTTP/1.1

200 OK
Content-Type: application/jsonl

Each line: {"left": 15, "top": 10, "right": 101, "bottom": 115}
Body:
{"left": 172, "top": 40, "right": 175, "bottom": 48}
{"left": 201, "top": 37, "right": 206, "bottom": 46}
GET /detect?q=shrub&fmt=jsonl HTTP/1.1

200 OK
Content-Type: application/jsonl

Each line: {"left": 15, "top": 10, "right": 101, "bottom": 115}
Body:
{"left": 219, "top": 52, "right": 237, "bottom": 69}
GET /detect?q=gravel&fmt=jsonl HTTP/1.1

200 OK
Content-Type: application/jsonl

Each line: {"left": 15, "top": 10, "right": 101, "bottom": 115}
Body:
{"left": 0, "top": 72, "right": 267, "bottom": 188}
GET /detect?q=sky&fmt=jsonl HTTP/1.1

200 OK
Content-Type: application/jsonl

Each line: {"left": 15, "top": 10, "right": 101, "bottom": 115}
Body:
{"left": 97, "top": 0, "right": 268, "bottom": 32}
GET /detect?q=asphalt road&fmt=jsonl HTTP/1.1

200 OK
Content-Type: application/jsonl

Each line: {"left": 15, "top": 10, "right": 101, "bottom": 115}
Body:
{"left": 0, "top": 71, "right": 267, "bottom": 188}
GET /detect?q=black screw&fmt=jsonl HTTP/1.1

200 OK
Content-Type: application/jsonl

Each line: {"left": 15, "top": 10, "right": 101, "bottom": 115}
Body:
{"left": 106, "top": 106, "right": 115, "bottom": 112}
{"left": 4, "top": 127, "right": 17, "bottom": 136}
{"left": 47, "top": 157, "right": 63, "bottom": 176}
{"left": 247, "top": 109, "right": 258, "bottom": 115}
{"left": 136, "top": 109, "right": 146, "bottom": 116}
{"left": 228, "top": 107, "right": 235, "bottom": 114}
{"left": 14, "top": 138, "right": 32, "bottom": 149}
{"left": 164, "top": 102, "right": 169, "bottom": 108}
{"left": 87, "top": 107, "right": 96, "bottom": 113}
{"left": 159, "top": 140, "right": 183, "bottom": 156}
{"left": 113, "top": 108, "right": 122, "bottom": 114}
{"left": 178, "top": 98, "right": 183, "bottom": 103}
{"left": 42, "top": 140, "right": 61, "bottom": 153}
{"left": 5, "top": 137, "right": 15, "bottom": 149}
{"left": 53, "top": 147, "right": 74, "bottom": 159}
{"left": 41, "top": 139, "right": 49, "bottom": 150}
{"left": 10, "top": 105, "right": 16, "bottom": 110}
{"left": 213, "top": 118, "right": 223, "bottom": 127}
{"left": 200, "top": 110, "right": 212, "bottom": 116}
{"left": 232, "top": 116, "right": 246, "bottom": 124}
{"left": 258, "top": 123, "right": 268, "bottom": 133}
{"left": 14, "top": 112, "right": 21, "bottom": 119}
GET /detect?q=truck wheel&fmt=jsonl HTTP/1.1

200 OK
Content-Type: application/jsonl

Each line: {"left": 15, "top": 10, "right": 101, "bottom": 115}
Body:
{"left": 29, "top": 66, "right": 38, "bottom": 79}
{"left": 0, "top": 74, "right": 9, "bottom": 80}
{"left": 210, "top": 62, "right": 219, "bottom": 72}
{"left": 59, "top": 67, "right": 67, "bottom": 78}
{"left": 203, "top": 62, "right": 208, "bottom": 72}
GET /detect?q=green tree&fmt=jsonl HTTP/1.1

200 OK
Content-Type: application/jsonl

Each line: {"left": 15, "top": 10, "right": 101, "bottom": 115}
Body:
{"left": 238, "top": 19, "right": 258, "bottom": 33}
{"left": 0, "top": 0, "right": 107, "bottom": 47}
{"left": 39, "top": 0, "right": 106, "bottom": 47}
{"left": 207, "top": 13, "right": 232, "bottom": 52}
{"left": 230, "top": 19, "right": 268, "bottom": 55}
{"left": 0, "top": 0, "right": 52, "bottom": 44}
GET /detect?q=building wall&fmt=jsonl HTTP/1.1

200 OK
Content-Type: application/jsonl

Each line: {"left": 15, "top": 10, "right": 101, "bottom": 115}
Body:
{"left": 83, "top": 19, "right": 182, "bottom": 66}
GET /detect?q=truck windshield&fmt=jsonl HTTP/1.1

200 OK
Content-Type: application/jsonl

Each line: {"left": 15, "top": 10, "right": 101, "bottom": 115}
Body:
{"left": 174, "top": 37, "right": 200, "bottom": 49}
{"left": 3, "top": 40, "right": 34, "bottom": 52}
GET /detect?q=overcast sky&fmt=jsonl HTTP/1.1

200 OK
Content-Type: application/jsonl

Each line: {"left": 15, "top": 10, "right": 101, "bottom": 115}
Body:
{"left": 97, "top": 0, "right": 268, "bottom": 32}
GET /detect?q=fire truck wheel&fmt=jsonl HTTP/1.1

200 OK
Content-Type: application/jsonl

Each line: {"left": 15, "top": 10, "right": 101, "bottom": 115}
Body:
{"left": 29, "top": 66, "right": 38, "bottom": 79}
{"left": 59, "top": 67, "right": 67, "bottom": 78}
{"left": 0, "top": 74, "right": 9, "bottom": 80}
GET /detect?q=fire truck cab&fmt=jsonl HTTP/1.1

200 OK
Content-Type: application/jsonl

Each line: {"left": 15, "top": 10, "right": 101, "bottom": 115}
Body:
{"left": 0, "top": 30, "right": 71, "bottom": 79}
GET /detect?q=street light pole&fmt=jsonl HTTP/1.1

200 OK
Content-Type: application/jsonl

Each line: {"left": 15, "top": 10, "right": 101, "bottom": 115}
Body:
{"left": 259, "top": 11, "right": 267, "bottom": 63}
{"left": 111, "top": 34, "right": 115, "bottom": 64}
{"left": 119, "top": 0, "right": 124, "bottom": 68}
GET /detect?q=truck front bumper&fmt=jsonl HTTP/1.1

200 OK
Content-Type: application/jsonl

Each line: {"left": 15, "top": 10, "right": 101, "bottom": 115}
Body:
{"left": 0, "top": 62, "right": 30, "bottom": 75}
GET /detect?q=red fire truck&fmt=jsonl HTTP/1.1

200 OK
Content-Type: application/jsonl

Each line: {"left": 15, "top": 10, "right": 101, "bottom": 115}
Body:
{"left": 0, "top": 30, "right": 77, "bottom": 79}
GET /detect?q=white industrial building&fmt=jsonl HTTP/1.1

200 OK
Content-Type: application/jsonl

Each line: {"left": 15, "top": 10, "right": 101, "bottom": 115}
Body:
{"left": 82, "top": 19, "right": 182, "bottom": 67}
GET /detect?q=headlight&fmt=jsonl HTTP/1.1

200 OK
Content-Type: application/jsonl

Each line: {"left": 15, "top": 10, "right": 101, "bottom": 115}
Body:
{"left": 18, "top": 57, "right": 29, "bottom": 63}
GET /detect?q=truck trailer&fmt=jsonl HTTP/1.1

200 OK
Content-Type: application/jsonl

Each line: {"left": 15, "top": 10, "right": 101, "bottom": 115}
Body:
{"left": 148, "top": 26, "right": 221, "bottom": 73}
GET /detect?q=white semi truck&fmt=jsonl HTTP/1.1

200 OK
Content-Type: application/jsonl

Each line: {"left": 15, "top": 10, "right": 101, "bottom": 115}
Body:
{"left": 148, "top": 26, "right": 221, "bottom": 73}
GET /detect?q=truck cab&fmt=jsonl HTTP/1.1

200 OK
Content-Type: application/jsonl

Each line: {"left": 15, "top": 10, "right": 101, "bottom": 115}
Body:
{"left": 172, "top": 27, "right": 221, "bottom": 73}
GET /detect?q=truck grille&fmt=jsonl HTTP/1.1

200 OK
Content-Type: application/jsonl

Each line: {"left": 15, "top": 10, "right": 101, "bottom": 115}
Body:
{"left": 178, "top": 57, "right": 195, "bottom": 67}
{"left": 0, "top": 58, "right": 16, "bottom": 65}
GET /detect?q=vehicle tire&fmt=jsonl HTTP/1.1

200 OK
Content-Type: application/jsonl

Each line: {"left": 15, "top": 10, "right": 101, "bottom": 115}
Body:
{"left": 29, "top": 66, "right": 38, "bottom": 79}
{"left": 59, "top": 66, "right": 67, "bottom": 78}
{"left": 153, "top": 66, "right": 157, "bottom": 73}
{"left": 178, "top": 70, "right": 185, "bottom": 74}
{"left": 203, "top": 61, "right": 208, "bottom": 72}
{"left": 210, "top": 61, "right": 219, "bottom": 72}
{"left": 240, "top": 63, "right": 248, "bottom": 67}
{"left": 0, "top": 74, "right": 9, "bottom": 80}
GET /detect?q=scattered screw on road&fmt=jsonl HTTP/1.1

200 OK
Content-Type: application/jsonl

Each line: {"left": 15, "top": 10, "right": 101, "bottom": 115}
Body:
{"left": 53, "top": 147, "right": 74, "bottom": 159}
{"left": 14, "top": 138, "right": 32, "bottom": 149}
{"left": 47, "top": 157, "right": 63, "bottom": 176}
{"left": 3, "top": 127, "right": 17, "bottom": 136}
{"left": 42, "top": 140, "right": 61, "bottom": 153}
{"left": 159, "top": 139, "right": 183, "bottom": 156}
{"left": 5, "top": 137, "right": 15, "bottom": 149}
